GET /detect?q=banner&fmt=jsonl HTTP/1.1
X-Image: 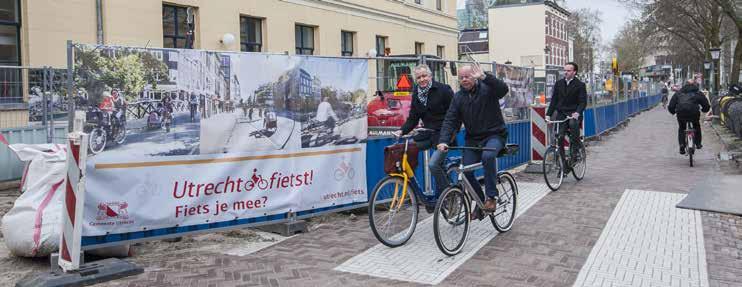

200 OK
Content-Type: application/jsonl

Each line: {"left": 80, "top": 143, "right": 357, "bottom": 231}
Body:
{"left": 495, "top": 63, "right": 535, "bottom": 121}
{"left": 72, "top": 45, "right": 368, "bottom": 237}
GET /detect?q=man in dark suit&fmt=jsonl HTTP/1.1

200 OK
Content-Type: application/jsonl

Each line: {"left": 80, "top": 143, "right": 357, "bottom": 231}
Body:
{"left": 546, "top": 62, "right": 587, "bottom": 173}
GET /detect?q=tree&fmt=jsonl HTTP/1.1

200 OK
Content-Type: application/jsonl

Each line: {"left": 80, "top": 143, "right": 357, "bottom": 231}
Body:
{"left": 612, "top": 20, "right": 649, "bottom": 73}
{"left": 621, "top": 0, "right": 734, "bottom": 81}
{"left": 709, "top": 0, "right": 742, "bottom": 84}
{"left": 74, "top": 46, "right": 169, "bottom": 104}
{"left": 569, "top": 8, "right": 603, "bottom": 77}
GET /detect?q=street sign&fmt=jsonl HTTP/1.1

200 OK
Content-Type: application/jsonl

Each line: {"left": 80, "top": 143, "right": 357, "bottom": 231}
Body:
{"left": 393, "top": 91, "right": 410, "bottom": 97}
{"left": 396, "top": 74, "right": 412, "bottom": 91}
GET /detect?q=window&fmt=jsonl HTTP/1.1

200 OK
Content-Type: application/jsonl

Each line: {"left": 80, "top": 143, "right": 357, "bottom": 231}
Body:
{"left": 0, "top": 0, "right": 20, "bottom": 104}
{"left": 415, "top": 42, "right": 424, "bottom": 55}
{"left": 415, "top": 0, "right": 421, "bottom": 4}
{"left": 436, "top": 45, "right": 444, "bottom": 58}
{"left": 376, "top": 36, "right": 387, "bottom": 56}
{"left": 240, "top": 16, "right": 262, "bottom": 52}
{"left": 436, "top": 0, "right": 442, "bottom": 11}
{"left": 0, "top": 0, "right": 19, "bottom": 66}
{"left": 295, "top": 25, "right": 315, "bottom": 55}
{"left": 341, "top": 31, "right": 354, "bottom": 56}
{"left": 163, "top": 4, "right": 194, "bottom": 49}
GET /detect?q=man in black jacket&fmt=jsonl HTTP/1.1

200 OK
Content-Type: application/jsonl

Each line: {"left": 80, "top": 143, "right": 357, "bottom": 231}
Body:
{"left": 546, "top": 62, "right": 587, "bottom": 172}
{"left": 394, "top": 64, "right": 455, "bottom": 197}
{"left": 668, "top": 78, "right": 710, "bottom": 154}
{"left": 438, "top": 64, "right": 510, "bottom": 214}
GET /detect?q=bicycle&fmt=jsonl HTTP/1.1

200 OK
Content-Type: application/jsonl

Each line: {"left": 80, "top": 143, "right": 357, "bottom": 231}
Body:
{"left": 542, "top": 116, "right": 587, "bottom": 191}
{"left": 368, "top": 128, "right": 460, "bottom": 248}
{"left": 432, "top": 144, "right": 519, "bottom": 256}
{"left": 683, "top": 121, "right": 696, "bottom": 167}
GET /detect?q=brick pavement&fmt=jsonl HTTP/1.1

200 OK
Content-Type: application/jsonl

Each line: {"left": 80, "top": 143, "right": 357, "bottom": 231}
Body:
{"left": 96, "top": 106, "right": 742, "bottom": 286}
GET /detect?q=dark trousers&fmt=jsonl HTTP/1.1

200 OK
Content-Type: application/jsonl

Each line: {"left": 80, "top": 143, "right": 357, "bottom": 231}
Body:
{"left": 677, "top": 117, "right": 701, "bottom": 147}
{"left": 556, "top": 114, "right": 582, "bottom": 169}
{"left": 463, "top": 136, "right": 504, "bottom": 200}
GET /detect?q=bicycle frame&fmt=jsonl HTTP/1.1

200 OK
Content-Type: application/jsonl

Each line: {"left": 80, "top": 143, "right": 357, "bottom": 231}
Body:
{"left": 447, "top": 151, "right": 513, "bottom": 218}
{"left": 387, "top": 136, "right": 437, "bottom": 210}
{"left": 685, "top": 122, "right": 696, "bottom": 150}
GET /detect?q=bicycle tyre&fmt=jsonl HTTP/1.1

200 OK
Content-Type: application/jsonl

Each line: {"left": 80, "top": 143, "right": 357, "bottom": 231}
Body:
{"left": 433, "top": 185, "right": 470, "bottom": 256}
{"left": 542, "top": 146, "right": 564, "bottom": 191}
{"left": 689, "top": 148, "right": 694, "bottom": 167}
{"left": 368, "top": 176, "right": 419, "bottom": 248}
{"left": 687, "top": 134, "right": 694, "bottom": 167}
{"left": 571, "top": 144, "right": 587, "bottom": 180}
{"left": 491, "top": 172, "right": 517, "bottom": 233}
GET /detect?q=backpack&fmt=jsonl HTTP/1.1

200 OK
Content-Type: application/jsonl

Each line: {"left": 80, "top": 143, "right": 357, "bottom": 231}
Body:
{"left": 675, "top": 92, "right": 698, "bottom": 115}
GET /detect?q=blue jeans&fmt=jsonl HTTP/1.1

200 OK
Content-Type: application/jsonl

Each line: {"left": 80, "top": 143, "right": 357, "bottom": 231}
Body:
{"left": 429, "top": 149, "right": 449, "bottom": 194}
{"left": 463, "top": 136, "right": 504, "bottom": 200}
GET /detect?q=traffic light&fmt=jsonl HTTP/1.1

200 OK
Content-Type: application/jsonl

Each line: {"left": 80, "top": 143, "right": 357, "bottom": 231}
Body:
{"left": 611, "top": 57, "right": 618, "bottom": 74}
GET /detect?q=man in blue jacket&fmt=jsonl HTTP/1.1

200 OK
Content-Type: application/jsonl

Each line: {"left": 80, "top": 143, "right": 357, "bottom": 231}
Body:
{"left": 438, "top": 64, "right": 509, "bottom": 218}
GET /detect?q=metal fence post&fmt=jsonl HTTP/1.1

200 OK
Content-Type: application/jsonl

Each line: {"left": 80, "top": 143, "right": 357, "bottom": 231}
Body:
{"left": 67, "top": 41, "right": 75, "bottom": 129}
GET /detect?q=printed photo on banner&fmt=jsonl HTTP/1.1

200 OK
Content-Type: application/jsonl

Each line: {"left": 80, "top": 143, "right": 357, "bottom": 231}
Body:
{"left": 495, "top": 63, "right": 535, "bottom": 121}
{"left": 299, "top": 57, "right": 368, "bottom": 148}
{"left": 198, "top": 54, "right": 369, "bottom": 153}
{"left": 73, "top": 45, "right": 204, "bottom": 161}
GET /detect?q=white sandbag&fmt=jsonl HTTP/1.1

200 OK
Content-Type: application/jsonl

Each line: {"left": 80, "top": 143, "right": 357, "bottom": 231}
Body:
{"left": 1, "top": 143, "right": 67, "bottom": 257}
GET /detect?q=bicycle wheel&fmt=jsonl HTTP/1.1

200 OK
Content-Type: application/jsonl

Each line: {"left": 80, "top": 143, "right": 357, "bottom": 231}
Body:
{"left": 571, "top": 144, "right": 587, "bottom": 180}
{"left": 688, "top": 148, "right": 694, "bottom": 167}
{"left": 368, "top": 176, "right": 419, "bottom": 247}
{"left": 542, "top": 146, "right": 564, "bottom": 191}
{"left": 433, "top": 186, "right": 470, "bottom": 256}
{"left": 491, "top": 172, "right": 517, "bottom": 233}
{"left": 687, "top": 134, "right": 694, "bottom": 167}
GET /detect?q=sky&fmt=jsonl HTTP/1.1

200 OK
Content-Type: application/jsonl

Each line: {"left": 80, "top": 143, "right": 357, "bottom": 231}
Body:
{"left": 562, "top": 0, "right": 634, "bottom": 45}
{"left": 456, "top": 0, "right": 634, "bottom": 45}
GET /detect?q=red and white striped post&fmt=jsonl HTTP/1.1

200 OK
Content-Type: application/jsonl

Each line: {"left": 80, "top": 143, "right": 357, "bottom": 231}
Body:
{"left": 530, "top": 105, "right": 585, "bottom": 163}
{"left": 530, "top": 106, "right": 548, "bottom": 161}
{"left": 58, "top": 113, "right": 88, "bottom": 272}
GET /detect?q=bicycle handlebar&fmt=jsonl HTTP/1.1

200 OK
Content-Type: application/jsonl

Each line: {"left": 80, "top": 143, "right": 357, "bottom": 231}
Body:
{"left": 545, "top": 115, "right": 578, "bottom": 124}
{"left": 397, "top": 127, "right": 435, "bottom": 140}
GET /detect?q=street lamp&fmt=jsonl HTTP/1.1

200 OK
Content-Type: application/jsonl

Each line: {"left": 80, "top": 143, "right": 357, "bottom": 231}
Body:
{"left": 710, "top": 47, "right": 721, "bottom": 95}
{"left": 704, "top": 61, "right": 711, "bottom": 90}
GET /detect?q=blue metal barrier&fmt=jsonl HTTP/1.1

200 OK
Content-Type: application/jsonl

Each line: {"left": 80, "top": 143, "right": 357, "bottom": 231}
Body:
{"left": 0, "top": 126, "right": 68, "bottom": 181}
{"left": 583, "top": 93, "right": 662, "bottom": 138}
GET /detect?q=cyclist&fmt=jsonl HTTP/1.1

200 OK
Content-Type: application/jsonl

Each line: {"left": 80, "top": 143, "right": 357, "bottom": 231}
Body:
{"left": 545, "top": 62, "right": 587, "bottom": 173}
{"left": 392, "top": 64, "right": 455, "bottom": 202}
{"left": 668, "top": 78, "right": 710, "bottom": 154}
{"left": 438, "top": 64, "right": 509, "bottom": 219}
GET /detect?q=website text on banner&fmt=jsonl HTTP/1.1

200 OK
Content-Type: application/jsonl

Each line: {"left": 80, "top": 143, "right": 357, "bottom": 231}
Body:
{"left": 72, "top": 44, "right": 369, "bottom": 238}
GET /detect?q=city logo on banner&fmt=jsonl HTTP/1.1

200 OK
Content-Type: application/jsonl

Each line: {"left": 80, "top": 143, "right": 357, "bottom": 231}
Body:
{"left": 92, "top": 201, "right": 135, "bottom": 226}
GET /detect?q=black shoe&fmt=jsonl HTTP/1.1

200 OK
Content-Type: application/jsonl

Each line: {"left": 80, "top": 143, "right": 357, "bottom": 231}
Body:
{"left": 679, "top": 147, "right": 686, "bottom": 155}
{"left": 424, "top": 204, "right": 435, "bottom": 214}
{"left": 696, "top": 144, "right": 702, "bottom": 150}
{"left": 470, "top": 206, "right": 485, "bottom": 221}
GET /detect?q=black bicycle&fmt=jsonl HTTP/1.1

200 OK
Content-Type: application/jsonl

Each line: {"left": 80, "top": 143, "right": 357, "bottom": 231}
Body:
{"left": 542, "top": 116, "right": 586, "bottom": 191}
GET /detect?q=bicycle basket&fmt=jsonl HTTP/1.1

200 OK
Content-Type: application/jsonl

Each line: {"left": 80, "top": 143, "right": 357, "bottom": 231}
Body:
{"left": 383, "top": 143, "right": 419, "bottom": 174}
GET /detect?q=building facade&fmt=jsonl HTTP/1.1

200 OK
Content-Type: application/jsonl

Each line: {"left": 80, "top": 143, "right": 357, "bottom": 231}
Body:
{"left": 1, "top": 0, "right": 457, "bottom": 128}
{"left": 488, "top": 0, "right": 571, "bottom": 74}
